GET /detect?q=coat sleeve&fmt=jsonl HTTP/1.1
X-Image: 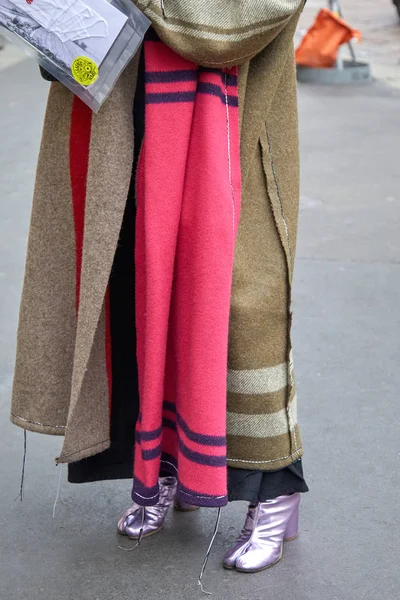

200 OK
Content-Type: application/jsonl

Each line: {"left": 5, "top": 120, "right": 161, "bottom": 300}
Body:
{"left": 133, "top": 0, "right": 304, "bottom": 67}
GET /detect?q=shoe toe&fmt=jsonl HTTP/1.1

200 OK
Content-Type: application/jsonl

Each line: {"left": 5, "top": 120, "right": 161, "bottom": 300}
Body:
{"left": 118, "top": 519, "right": 142, "bottom": 539}
{"left": 123, "top": 524, "right": 142, "bottom": 539}
{"left": 222, "top": 553, "right": 237, "bottom": 569}
{"left": 235, "top": 545, "right": 282, "bottom": 573}
{"left": 223, "top": 543, "right": 250, "bottom": 569}
{"left": 117, "top": 506, "right": 143, "bottom": 538}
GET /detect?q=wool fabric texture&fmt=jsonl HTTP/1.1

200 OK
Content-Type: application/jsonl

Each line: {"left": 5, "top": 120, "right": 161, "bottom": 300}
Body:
{"left": 10, "top": 1, "right": 305, "bottom": 487}
{"left": 133, "top": 34, "right": 241, "bottom": 507}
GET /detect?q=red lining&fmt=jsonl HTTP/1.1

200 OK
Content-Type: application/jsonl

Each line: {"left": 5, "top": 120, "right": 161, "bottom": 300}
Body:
{"left": 70, "top": 98, "right": 113, "bottom": 422}
{"left": 69, "top": 97, "right": 92, "bottom": 313}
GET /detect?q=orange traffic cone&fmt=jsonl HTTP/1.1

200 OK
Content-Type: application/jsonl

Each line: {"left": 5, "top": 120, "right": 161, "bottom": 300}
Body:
{"left": 296, "top": 8, "right": 361, "bottom": 69}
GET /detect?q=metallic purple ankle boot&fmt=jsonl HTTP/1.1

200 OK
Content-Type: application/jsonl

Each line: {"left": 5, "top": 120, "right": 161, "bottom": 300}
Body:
{"left": 117, "top": 477, "right": 177, "bottom": 540}
{"left": 235, "top": 493, "right": 301, "bottom": 573}
{"left": 222, "top": 505, "right": 257, "bottom": 569}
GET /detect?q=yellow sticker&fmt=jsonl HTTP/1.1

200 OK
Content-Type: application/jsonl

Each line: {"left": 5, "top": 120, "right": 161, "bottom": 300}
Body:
{"left": 71, "top": 57, "right": 99, "bottom": 86}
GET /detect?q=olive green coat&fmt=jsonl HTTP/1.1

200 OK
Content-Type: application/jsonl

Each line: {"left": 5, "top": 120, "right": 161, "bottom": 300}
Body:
{"left": 11, "top": 0, "right": 304, "bottom": 470}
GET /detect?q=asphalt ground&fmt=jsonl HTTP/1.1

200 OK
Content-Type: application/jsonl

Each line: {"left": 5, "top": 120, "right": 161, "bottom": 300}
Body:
{"left": 0, "top": 51, "right": 399, "bottom": 600}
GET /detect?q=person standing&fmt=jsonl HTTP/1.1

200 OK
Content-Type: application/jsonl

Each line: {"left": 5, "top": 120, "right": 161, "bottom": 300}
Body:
{"left": 11, "top": 0, "right": 308, "bottom": 574}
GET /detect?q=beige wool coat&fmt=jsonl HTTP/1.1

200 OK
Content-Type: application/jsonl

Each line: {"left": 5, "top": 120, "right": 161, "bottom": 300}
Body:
{"left": 11, "top": 0, "right": 305, "bottom": 472}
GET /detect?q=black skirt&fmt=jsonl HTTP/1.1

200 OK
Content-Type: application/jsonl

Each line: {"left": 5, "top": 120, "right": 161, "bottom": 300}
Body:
{"left": 228, "top": 461, "right": 308, "bottom": 503}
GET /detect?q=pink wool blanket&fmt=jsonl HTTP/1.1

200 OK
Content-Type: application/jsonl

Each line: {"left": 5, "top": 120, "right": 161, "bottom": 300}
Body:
{"left": 133, "top": 33, "right": 241, "bottom": 507}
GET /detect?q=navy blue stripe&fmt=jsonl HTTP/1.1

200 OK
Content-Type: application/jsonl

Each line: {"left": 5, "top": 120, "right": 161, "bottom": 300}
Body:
{"left": 135, "top": 406, "right": 176, "bottom": 442}
{"left": 177, "top": 413, "right": 225, "bottom": 447}
{"left": 146, "top": 91, "right": 196, "bottom": 104}
{"left": 178, "top": 439, "right": 226, "bottom": 467}
{"left": 140, "top": 425, "right": 163, "bottom": 442}
{"left": 145, "top": 86, "right": 238, "bottom": 107}
{"left": 142, "top": 444, "right": 162, "bottom": 461}
{"left": 163, "top": 417, "right": 177, "bottom": 432}
{"left": 145, "top": 69, "right": 238, "bottom": 87}
{"left": 137, "top": 407, "right": 224, "bottom": 445}
{"left": 145, "top": 70, "right": 197, "bottom": 84}
{"left": 136, "top": 425, "right": 163, "bottom": 443}
{"left": 131, "top": 478, "right": 160, "bottom": 506}
{"left": 197, "top": 82, "right": 239, "bottom": 107}
{"left": 163, "top": 401, "right": 177, "bottom": 413}
{"left": 199, "top": 67, "right": 238, "bottom": 87}
{"left": 177, "top": 484, "right": 228, "bottom": 508}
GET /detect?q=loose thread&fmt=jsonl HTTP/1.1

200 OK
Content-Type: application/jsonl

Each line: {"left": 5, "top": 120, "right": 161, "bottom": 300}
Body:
{"left": 198, "top": 507, "right": 222, "bottom": 596}
{"left": 14, "top": 430, "right": 27, "bottom": 502}
{"left": 52, "top": 464, "right": 63, "bottom": 519}
{"left": 118, "top": 507, "right": 146, "bottom": 552}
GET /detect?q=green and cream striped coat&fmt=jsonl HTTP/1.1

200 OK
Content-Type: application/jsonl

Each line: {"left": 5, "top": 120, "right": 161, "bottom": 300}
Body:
{"left": 11, "top": 0, "right": 304, "bottom": 471}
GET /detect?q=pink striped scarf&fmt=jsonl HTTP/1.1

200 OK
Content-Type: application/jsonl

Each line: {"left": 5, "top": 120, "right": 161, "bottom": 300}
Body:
{"left": 133, "top": 32, "right": 241, "bottom": 508}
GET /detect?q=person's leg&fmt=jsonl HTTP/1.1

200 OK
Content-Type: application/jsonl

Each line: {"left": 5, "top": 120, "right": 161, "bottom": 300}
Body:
{"left": 118, "top": 477, "right": 176, "bottom": 540}
{"left": 223, "top": 462, "right": 308, "bottom": 572}
{"left": 117, "top": 44, "right": 200, "bottom": 539}
{"left": 231, "top": 493, "right": 301, "bottom": 573}
{"left": 118, "top": 476, "right": 200, "bottom": 540}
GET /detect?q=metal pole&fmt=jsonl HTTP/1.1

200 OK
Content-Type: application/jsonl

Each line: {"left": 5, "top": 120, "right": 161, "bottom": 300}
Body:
{"left": 328, "top": 0, "right": 357, "bottom": 62}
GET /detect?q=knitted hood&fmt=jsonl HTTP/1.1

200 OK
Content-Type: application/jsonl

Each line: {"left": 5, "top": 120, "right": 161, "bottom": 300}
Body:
{"left": 134, "top": 0, "right": 303, "bottom": 66}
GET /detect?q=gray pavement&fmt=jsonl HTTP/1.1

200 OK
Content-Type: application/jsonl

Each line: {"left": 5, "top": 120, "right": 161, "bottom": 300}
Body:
{"left": 1, "top": 57, "right": 400, "bottom": 600}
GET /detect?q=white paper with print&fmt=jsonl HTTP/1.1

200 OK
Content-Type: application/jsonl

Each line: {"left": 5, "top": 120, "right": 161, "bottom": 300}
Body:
{"left": 0, "top": 0, "right": 128, "bottom": 66}
{"left": 0, "top": 0, "right": 150, "bottom": 112}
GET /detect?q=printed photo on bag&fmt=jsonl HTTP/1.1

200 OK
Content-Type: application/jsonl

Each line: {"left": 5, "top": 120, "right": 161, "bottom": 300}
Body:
{"left": 0, "top": 0, "right": 128, "bottom": 70}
